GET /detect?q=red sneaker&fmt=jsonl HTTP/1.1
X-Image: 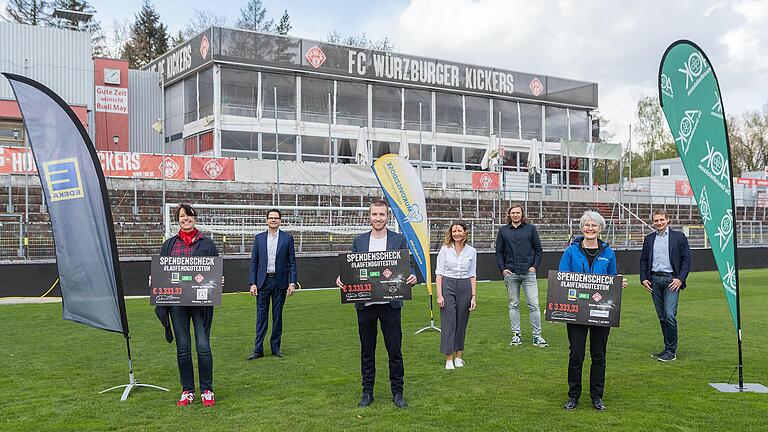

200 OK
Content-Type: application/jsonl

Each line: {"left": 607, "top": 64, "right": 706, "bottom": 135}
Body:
{"left": 201, "top": 390, "right": 215, "bottom": 407}
{"left": 177, "top": 391, "right": 195, "bottom": 406}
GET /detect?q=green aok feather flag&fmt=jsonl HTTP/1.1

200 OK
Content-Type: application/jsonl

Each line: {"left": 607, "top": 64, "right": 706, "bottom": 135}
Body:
{"left": 658, "top": 41, "right": 739, "bottom": 329}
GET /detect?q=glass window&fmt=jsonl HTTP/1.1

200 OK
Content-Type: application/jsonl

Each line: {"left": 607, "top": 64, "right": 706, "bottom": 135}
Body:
{"left": 336, "top": 81, "right": 367, "bottom": 126}
{"left": 197, "top": 68, "right": 213, "bottom": 119}
{"left": 570, "top": 110, "right": 589, "bottom": 142}
{"left": 221, "top": 68, "right": 258, "bottom": 117}
{"left": 545, "top": 154, "right": 563, "bottom": 169}
{"left": 184, "top": 75, "right": 197, "bottom": 123}
{"left": 435, "top": 92, "right": 462, "bottom": 134}
{"left": 258, "top": 36, "right": 301, "bottom": 65}
{"left": 262, "top": 73, "right": 296, "bottom": 120}
{"left": 221, "top": 130, "right": 258, "bottom": 152}
{"left": 336, "top": 138, "right": 355, "bottom": 164}
{"left": 372, "top": 85, "right": 402, "bottom": 129}
{"left": 519, "top": 151, "right": 529, "bottom": 168}
{"left": 434, "top": 145, "right": 462, "bottom": 164}
{"left": 520, "top": 103, "right": 542, "bottom": 140}
{"left": 262, "top": 133, "right": 297, "bottom": 160}
{"left": 301, "top": 77, "right": 333, "bottom": 123}
{"left": 545, "top": 106, "right": 568, "bottom": 142}
{"left": 408, "top": 142, "right": 430, "bottom": 162}
{"left": 465, "top": 147, "right": 485, "bottom": 170}
{"left": 404, "top": 89, "right": 431, "bottom": 132}
{"left": 465, "top": 96, "right": 489, "bottom": 136}
{"left": 301, "top": 135, "right": 331, "bottom": 162}
{"left": 494, "top": 100, "right": 520, "bottom": 139}
{"left": 502, "top": 150, "right": 518, "bottom": 169}
{"left": 371, "top": 141, "right": 399, "bottom": 159}
{"left": 566, "top": 156, "right": 590, "bottom": 171}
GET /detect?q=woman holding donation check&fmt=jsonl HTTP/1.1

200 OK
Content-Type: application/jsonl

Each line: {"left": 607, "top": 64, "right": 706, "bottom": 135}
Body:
{"left": 436, "top": 222, "right": 477, "bottom": 370}
{"left": 558, "top": 211, "right": 626, "bottom": 412}
{"left": 153, "top": 203, "right": 219, "bottom": 407}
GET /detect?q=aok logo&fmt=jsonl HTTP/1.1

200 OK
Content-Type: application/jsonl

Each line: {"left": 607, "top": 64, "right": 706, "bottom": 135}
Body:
{"left": 700, "top": 140, "right": 730, "bottom": 184}
{"left": 722, "top": 261, "right": 737, "bottom": 296}
{"left": 44, "top": 158, "right": 84, "bottom": 202}
{"left": 711, "top": 91, "right": 723, "bottom": 119}
{"left": 660, "top": 74, "right": 674, "bottom": 98}
{"left": 675, "top": 110, "right": 700, "bottom": 155}
{"left": 715, "top": 209, "right": 733, "bottom": 252}
{"left": 677, "top": 51, "right": 710, "bottom": 95}
{"left": 699, "top": 186, "right": 712, "bottom": 223}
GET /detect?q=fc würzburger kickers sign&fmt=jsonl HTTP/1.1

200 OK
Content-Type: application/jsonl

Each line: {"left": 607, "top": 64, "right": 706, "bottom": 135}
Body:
{"left": 338, "top": 249, "right": 411, "bottom": 303}
{"left": 545, "top": 270, "right": 623, "bottom": 327}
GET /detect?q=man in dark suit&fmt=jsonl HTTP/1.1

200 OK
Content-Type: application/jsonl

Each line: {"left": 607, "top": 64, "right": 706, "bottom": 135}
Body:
{"left": 336, "top": 199, "right": 416, "bottom": 409}
{"left": 247, "top": 209, "right": 298, "bottom": 360}
{"left": 640, "top": 209, "right": 691, "bottom": 362}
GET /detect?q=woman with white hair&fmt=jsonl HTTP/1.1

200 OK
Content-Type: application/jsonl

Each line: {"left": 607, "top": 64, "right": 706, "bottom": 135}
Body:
{"left": 558, "top": 210, "right": 625, "bottom": 412}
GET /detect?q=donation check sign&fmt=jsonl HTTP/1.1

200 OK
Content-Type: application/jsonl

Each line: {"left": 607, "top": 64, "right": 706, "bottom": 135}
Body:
{"left": 544, "top": 270, "right": 623, "bottom": 327}
{"left": 150, "top": 255, "right": 223, "bottom": 306}
{"left": 338, "top": 249, "right": 411, "bottom": 304}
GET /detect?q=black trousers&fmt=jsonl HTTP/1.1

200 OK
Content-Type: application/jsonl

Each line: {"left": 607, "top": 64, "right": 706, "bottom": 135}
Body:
{"left": 566, "top": 324, "right": 610, "bottom": 401}
{"left": 356, "top": 304, "right": 404, "bottom": 396}
{"left": 253, "top": 276, "right": 287, "bottom": 355}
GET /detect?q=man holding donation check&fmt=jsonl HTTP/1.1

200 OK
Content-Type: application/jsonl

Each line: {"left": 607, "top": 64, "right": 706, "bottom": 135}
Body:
{"left": 336, "top": 199, "right": 416, "bottom": 409}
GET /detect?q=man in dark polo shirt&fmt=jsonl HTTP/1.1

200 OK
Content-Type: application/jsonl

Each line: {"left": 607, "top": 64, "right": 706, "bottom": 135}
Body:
{"left": 495, "top": 203, "right": 547, "bottom": 348}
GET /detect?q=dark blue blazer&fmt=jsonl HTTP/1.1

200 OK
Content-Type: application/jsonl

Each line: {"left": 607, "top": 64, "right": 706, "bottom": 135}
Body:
{"left": 639, "top": 228, "right": 691, "bottom": 289}
{"left": 350, "top": 229, "right": 412, "bottom": 310}
{"left": 248, "top": 230, "right": 298, "bottom": 290}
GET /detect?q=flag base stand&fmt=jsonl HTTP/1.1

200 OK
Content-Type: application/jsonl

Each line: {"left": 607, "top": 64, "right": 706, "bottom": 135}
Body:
{"left": 100, "top": 370, "right": 169, "bottom": 401}
{"left": 709, "top": 383, "right": 768, "bottom": 393}
{"left": 415, "top": 319, "right": 441, "bottom": 334}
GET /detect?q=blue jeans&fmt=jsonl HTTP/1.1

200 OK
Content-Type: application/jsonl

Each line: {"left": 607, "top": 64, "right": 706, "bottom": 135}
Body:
{"left": 170, "top": 306, "right": 213, "bottom": 392}
{"left": 651, "top": 274, "right": 680, "bottom": 354}
{"left": 504, "top": 272, "right": 542, "bottom": 337}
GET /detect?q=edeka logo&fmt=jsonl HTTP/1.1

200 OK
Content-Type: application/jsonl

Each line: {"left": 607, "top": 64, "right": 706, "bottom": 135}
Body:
{"left": 699, "top": 141, "right": 731, "bottom": 193}
{"left": 723, "top": 261, "right": 737, "bottom": 296}
{"left": 715, "top": 209, "right": 733, "bottom": 252}
{"left": 44, "top": 158, "right": 84, "bottom": 202}
{"left": 711, "top": 91, "right": 723, "bottom": 119}
{"left": 675, "top": 110, "right": 701, "bottom": 155}
{"left": 699, "top": 186, "right": 712, "bottom": 223}
{"left": 660, "top": 73, "right": 674, "bottom": 99}
{"left": 677, "top": 51, "right": 711, "bottom": 96}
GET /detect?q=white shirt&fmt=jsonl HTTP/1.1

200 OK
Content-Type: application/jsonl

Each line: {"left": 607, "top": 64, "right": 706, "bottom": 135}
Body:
{"left": 365, "top": 233, "right": 389, "bottom": 306}
{"left": 436, "top": 244, "right": 477, "bottom": 279}
{"left": 266, "top": 229, "right": 279, "bottom": 273}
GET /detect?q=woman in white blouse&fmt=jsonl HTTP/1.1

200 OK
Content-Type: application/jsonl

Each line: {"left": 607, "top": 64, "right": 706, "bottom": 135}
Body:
{"left": 436, "top": 222, "right": 477, "bottom": 370}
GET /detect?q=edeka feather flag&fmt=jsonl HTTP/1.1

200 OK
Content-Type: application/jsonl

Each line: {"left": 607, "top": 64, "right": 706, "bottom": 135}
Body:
{"left": 658, "top": 42, "right": 739, "bottom": 330}
{"left": 372, "top": 154, "right": 433, "bottom": 294}
{"left": 4, "top": 73, "right": 128, "bottom": 334}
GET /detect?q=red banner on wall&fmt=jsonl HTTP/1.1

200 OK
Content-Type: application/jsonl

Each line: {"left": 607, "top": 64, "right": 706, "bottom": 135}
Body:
{"left": 472, "top": 171, "right": 500, "bottom": 191}
{"left": 189, "top": 157, "right": 235, "bottom": 181}
{"left": 675, "top": 179, "right": 693, "bottom": 196}
{"left": 0, "top": 147, "right": 185, "bottom": 180}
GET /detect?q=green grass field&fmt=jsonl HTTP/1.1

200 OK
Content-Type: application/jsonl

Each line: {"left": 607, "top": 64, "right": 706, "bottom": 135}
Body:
{"left": 1, "top": 270, "right": 767, "bottom": 431}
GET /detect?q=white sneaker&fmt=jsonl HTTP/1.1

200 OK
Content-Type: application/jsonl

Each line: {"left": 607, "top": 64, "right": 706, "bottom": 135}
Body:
{"left": 454, "top": 358, "right": 465, "bottom": 368}
{"left": 533, "top": 336, "right": 549, "bottom": 347}
{"left": 509, "top": 334, "right": 522, "bottom": 346}
{"left": 445, "top": 360, "right": 455, "bottom": 370}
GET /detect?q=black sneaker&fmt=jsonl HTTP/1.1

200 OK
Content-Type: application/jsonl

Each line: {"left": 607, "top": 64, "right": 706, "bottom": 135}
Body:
{"left": 658, "top": 352, "right": 677, "bottom": 362}
{"left": 358, "top": 393, "right": 373, "bottom": 407}
{"left": 563, "top": 398, "right": 578, "bottom": 410}
{"left": 650, "top": 351, "right": 665, "bottom": 359}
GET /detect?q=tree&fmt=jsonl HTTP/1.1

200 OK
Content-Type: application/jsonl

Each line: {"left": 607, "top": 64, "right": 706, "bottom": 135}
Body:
{"left": 275, "top": 9, "right": 291, "bottom": 36}
{"left": 4, "top": 0, "right": 49, "bottom": 25}
{"left": 629, "top": 95, "right": 677, "bottom": 178}
{"left": 49, "top": 0, "right": 106, "bottom": 56}
{"left": 327, "top": 30, "right": 394, "bottom": 52}
{"left": 728, "top": 107, "right": 768, "bottom": 176}
{"left": 237, "top": 0, "right": 273, "bottom": 32}
{"left": 175, "top": 9, "right": 228, "bottom": 45}
{"left": 121, "top": 0, "right": 169, "bottom": 68}
{"left": 103, "top": 18, "right": 131, "bottom": 59}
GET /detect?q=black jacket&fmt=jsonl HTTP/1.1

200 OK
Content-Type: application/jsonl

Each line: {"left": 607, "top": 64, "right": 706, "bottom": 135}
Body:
{"left": 639, "top": 228, "right": 691, "bottom": 289}
{"left": 495, "top": 223, "right": 543, "bottom": 275}
{"left": 154, "top": 233, "right": 219, "bottom": 343}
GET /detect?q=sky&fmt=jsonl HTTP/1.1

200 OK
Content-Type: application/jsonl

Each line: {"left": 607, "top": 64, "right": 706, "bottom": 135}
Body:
{"left": 92, "top": 0, "right": 768, "bottom": 144}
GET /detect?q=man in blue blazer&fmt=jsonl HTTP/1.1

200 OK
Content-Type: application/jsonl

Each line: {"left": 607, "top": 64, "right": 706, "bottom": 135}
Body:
{"left": 336, "top": 199, "right": 416, "bottom": 409}
{"left": 247, "top": 209, "right": 298, "bottom": 360}
{"left": 640, "top": 209, "right": 691, "bottom": 362}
